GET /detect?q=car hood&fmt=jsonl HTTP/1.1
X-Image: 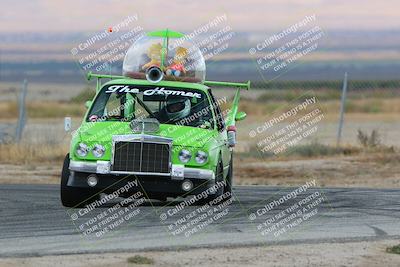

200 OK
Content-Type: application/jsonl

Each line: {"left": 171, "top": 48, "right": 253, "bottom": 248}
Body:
{"left": 78, "top": 122, "right": 217, "bottom": 148}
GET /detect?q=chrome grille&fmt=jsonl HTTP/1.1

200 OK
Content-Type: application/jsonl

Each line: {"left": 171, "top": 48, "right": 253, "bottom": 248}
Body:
{"left": 112, "top": 141, "right": 170, "bottom": 173}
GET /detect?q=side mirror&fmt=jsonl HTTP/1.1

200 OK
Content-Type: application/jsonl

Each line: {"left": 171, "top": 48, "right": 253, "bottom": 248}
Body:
{"left": 235, "top": 111, "right": 247, "bottom": 121}
{"left": 85, "top": 100, "right": 92, "bottom": 109}
{"left": 64, "top": 117, "right": 72, "bottom": 132}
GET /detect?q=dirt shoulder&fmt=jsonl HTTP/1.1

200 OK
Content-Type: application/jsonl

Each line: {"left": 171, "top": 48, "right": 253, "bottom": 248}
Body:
{"left": 0, "top": 163, "right": 60, "bottom": 184}
{"left": 0, "top": 152, "right": 399, "bottom": 188}
{"left": 235, "top": 152, "right": 400, "bottom": 188}
{"left": 1, "top": 240, "right": 399, "bottom": 267}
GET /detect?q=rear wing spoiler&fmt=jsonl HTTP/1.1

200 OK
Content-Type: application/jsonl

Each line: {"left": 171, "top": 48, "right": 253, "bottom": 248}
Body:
{"left": 203, "top": 81, "right": 251, "bottom": 126}
{"left": 87, "top": 71, "right": 251, "bottom": 91}
{"left": 87, "top": 72, "right": 125, "bottom": 92}
{"left": 203, "top": 80, "right": 251, "bottom": 90}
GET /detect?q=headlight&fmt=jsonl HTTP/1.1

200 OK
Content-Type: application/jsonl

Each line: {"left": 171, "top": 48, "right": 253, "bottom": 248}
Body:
{"left": 76, "top": 143, "right": 89, "bottom": 157}
{"left": 178, "top": 149, "right": 191, "bottom": 163}
{"left": 195, "top": 151, "right": 208, "bottom": 164}
{"left": 92, "top": 144, "right": 105, "bottom": 158}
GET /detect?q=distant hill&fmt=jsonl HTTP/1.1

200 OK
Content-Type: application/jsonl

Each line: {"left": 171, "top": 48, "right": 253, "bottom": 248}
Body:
{"left": 1, "top": 31, "right": 399, "bottom": 82}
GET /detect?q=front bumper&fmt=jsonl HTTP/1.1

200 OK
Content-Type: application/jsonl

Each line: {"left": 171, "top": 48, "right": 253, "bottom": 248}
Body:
{"left": 69, "top": 160, "right": 215, "bottom": 181}
{"left": 68, "top": 160, "right": 216, "bottom": 197}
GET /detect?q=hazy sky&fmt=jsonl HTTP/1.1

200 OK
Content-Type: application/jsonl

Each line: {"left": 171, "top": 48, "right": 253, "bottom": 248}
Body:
{"left": 1, "top": 0, "right": 400, "bottom": 33}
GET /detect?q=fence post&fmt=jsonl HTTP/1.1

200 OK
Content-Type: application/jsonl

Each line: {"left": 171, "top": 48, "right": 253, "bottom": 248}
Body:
{"left": 337, "top": 72, "right": 348, "bottom": 147}
{"left": 15, "top": 79, "right": 27, "bottom": 143}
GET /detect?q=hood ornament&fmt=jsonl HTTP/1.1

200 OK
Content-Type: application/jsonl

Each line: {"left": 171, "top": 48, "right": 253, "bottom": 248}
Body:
{"left": 130, "top": 118, "right": 160, "bottom": 133}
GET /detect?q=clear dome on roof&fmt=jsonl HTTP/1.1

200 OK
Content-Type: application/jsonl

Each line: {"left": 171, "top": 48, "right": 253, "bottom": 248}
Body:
{"left": 123, "top": 34, "right": 206, "bottom": 83}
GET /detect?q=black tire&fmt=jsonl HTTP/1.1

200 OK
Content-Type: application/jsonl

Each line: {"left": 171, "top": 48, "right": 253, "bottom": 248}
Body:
{"left": 224, "top": 154, "right": 233, "bottom": 198}
{"left": 197, "top": 157, "right": 224, "bottom": 205}
{"left": 214, "top": 158, "right": 224, "bottom": 196}
{"left": 60, "top": 154, "right": 98, "bottom": 208}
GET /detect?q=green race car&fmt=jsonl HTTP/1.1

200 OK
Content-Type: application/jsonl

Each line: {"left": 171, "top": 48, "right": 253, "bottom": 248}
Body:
{"left": 61, "top": 29, "right": 249, "bottom": 207}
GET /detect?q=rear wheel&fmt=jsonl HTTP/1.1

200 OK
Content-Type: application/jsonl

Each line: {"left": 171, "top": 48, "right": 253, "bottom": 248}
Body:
{"left": 60, "top": 154, "right": 98, "bottom": 208}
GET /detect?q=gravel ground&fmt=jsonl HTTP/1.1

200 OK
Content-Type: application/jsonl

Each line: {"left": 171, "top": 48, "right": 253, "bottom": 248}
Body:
{"left": 0, "top": 240, "right": 399, "bottom": 267}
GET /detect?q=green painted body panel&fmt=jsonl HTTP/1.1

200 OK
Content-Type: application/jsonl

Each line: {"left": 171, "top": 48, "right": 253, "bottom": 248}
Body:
{"left": 71, "top": 75, "right": 249, "bottom": 177}
{"left": 71, "top": 121, "right": 223, "bottom": 170}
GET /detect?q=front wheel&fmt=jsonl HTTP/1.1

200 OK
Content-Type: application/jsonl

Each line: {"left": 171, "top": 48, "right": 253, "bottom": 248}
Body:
{"left": 60, "top": 154, "right": 98, "bottom": 208}
{"left": 224, "top": 154, "right": 233, "bottom": 198}
{"left": 197, "top": 157, "right": 224, "bottom": 205}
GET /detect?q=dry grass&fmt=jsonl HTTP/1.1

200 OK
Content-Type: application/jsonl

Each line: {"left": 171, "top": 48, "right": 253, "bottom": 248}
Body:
{"left": 0, "top": 87, "right": 399, "bottom": 119}
{"left": 235, "top": 150, "right": 400, "bottom": 188}
{"left": 327, "top": 98, "right": 400, "bottom": 113}
{"left": 0, "top": 143, "right": 68, "bottom": 164}
{"left": 355, "top": 150, "right": 400, "bottom": 164}
{"left": 127, "top": 255, "right": 154, "bottom": 265}
{"left": 0, "top": 101, "right": 85, "bottom": 119}
{"left": 238, "top": 143, "right": 362, "bottom": 159}
{"left": 386, "top": 244, "right": 400, "bottom": 255}
{"left": 234, "top": 98, "right": 400, "bottom": 118}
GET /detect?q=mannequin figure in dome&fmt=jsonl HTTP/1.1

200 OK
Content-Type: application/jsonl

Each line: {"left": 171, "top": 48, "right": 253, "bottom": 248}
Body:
{"left": 166, "top": 46, "right": 188, "bottom": 77}
{"left": 141, "top": 43, "right": 162, "bottom": 71}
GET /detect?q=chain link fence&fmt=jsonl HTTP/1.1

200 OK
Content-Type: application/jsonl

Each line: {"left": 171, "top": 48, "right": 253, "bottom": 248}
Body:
{"left": 2, "top": 76, "right": 399, "bottom": 156}
{"left": 230, "top": 77, "right": 400, "bottom": 155}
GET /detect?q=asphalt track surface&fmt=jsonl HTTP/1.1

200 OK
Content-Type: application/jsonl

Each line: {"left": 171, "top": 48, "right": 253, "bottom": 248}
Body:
{"left": 0, "top": 184, "right": 399, "bottom": 257}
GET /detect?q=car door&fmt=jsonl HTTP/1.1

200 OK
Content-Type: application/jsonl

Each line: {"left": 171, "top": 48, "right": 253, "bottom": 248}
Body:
{"left": 208, "top": 89, "right": 230, "bottom": 176}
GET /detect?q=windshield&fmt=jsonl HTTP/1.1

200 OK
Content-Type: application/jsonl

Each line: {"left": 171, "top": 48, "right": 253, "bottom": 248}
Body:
{"left": 87, "top": 84, "right": 214, "bottom": 129}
